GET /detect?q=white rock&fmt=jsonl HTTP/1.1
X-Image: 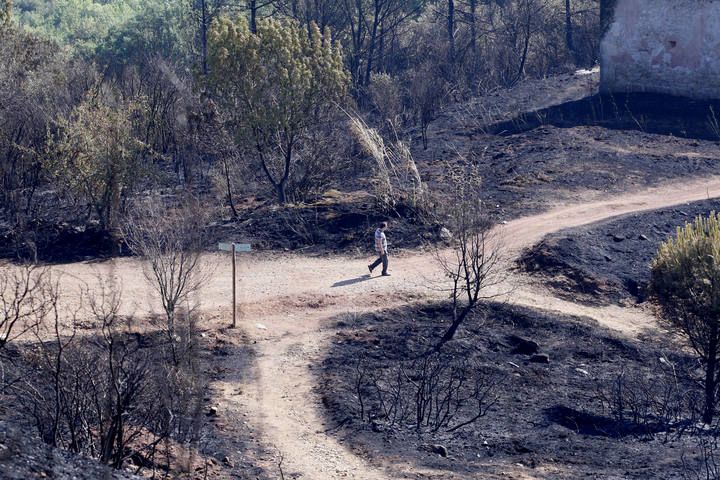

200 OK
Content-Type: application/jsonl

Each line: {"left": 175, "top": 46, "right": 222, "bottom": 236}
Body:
{"left": 439, "top": 227, "right": 453, "bottom": 241}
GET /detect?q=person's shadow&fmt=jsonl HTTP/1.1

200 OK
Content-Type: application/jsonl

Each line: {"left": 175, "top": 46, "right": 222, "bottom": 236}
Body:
{"left": 331, "top": 274, "right": 373, "bottom": 288}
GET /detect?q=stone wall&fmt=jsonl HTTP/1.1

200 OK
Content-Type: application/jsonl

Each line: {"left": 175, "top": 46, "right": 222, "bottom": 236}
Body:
{"left": 600, "top": 0, "right": 720, "bottom": 99}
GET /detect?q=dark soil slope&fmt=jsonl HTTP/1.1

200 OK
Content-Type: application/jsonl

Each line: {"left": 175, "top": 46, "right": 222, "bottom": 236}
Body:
{"left": 419, "top": 71, "right": 720, "bottom": 224}
{"left": 0, "top": 419, "right": 138, "bottom": 480}
{"left": 319, "top": 302, "right": 704, "bottom": 479}
{"left": 518, "top": 199, "right": 720, "bottom": 304}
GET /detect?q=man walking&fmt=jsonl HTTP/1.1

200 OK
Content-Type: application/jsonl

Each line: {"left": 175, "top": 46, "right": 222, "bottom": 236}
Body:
{"left": 368, "top": 222, "right": 390, "bottom": 276}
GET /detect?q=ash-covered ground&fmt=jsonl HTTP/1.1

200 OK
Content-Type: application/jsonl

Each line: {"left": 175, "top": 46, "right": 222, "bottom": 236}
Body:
{"left": 518, "top": 199, "right": 720, "bottom": 305}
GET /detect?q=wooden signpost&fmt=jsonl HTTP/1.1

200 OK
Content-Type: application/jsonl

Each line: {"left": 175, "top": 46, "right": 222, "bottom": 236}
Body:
{"left": 218, "top": 242, "right": 252, "bottom": 328}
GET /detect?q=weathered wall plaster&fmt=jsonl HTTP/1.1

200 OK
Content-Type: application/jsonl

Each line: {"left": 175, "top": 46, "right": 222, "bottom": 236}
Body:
{"left": 600, "top": 0, "right": 720, "bottom": 99}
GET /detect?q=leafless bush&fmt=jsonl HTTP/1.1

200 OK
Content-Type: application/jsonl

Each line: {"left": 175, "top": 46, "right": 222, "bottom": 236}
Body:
{"left": 594, "top": 358, "right": 701, "bottom": 439}
{"left": 434, "top": 157, "right": 507, "bottom": 347}
{"left": 209, "top": 149, "right": 243, "bottom": 218}
{"left": 683, "top": 435, "right": 720, "bottom": 480}
{"left": 0, "top": 27, "right": 89, "bottom": 235}
{"left": 355, "top": 353, "right": 502, "bottom": 433}
{"left": 368, "top": 72, "right": 406, "bottom": 129}
{"left": 14, "top": 281, "right": 206, "bottom": 473}
{"left": 0, "top": 264, "right": 51, "bottom": 353}
{"left": 408, "top": 62, "right": 446, "bottom": 149}
{"left": 122, "top": 195, "right": 211, "bottom": 364}
{"left": 278, "top": 206, "right": 322, "bottom": 246}
{"left": 350, "top": 115, "right": 430, "bottom": 219}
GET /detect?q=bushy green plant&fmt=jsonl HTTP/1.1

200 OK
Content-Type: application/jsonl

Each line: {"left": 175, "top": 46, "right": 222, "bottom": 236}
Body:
{"left": 651, "top": 212, "right": 720, "bottom": 424}
{"left": 45, "top": 91, "right": 149, "bottom": 233}
{"left": 1, "top": 0, "right": 12, "bottom": 26}
{"left": 207, "top": 16, "right": 349, "bottom": 203}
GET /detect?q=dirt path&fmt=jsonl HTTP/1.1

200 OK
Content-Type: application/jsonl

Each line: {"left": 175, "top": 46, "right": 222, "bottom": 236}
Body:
{"left": 32, "top": 175, "right": 720, "bottom": 479}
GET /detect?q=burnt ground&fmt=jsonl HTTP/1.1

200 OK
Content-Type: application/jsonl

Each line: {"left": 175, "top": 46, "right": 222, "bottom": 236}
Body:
{"left": 1, "top": 346, "right": 141, "bottom": 480}
{"left": 211, "top": 189, "right": 431, "bottom": 254}
{"left": 0, "top": 326, "right": 268, "bottom": 480}
{"left": 425, "top": 124, "right": 720, "bottom": 219}
{"left": 229, "top": 74, "right": 720, "bottom": 253}
{"left": 518, "top": 199, "right": 720, "bottom": 305}
{"left": 419, "top": 90, "right": 720, "bottom": 224}
{"left": 6, "top": 72, "right": 720, "bottom": 263}
{"left": 210, "top": 82, "right": 720, "bottom": 256}
{"left": 0, "top": 417, "right": 138, "bottom": 480}
{"left": 486, "top": 92, "right": 720, "bottom": 141}
{"left": 318, "top": 301, "right": 710, "bottom": 479}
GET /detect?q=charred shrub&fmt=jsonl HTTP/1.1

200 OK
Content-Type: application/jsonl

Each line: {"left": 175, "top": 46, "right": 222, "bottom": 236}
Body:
{"left": 11, "top": 287, "right": 206, "bottom": 473}
{"left": 593, "top": 359, "right": 701, "bottom": 439}
{"left": 354, "top": 352, "right": 503, "bottom": 433}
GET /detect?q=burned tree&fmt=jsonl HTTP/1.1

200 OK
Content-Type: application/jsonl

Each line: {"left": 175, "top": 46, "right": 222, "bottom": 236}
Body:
{"left": 122, "top": 196, "right": 210, "bottom": 364}
{"left": 435, "top": 157, "right": 505, "bottom": 347}
{"left": 0, "top": 265, "right": 50, "bottom": 352}
{"left": 17, "top": 280, "right": 207, "bottom": 472}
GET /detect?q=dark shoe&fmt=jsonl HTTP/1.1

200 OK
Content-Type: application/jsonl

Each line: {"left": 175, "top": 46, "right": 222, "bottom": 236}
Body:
{"left": 368, "top": 265, "right": 373, "bottom": 274}
{"left": 381, "top": 272, "right": 391, "bottom": 276}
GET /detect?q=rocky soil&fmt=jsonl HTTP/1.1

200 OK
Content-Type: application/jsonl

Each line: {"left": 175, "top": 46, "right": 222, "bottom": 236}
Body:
{"left": 0, "top": 417, "right": 138, "bottom": 480}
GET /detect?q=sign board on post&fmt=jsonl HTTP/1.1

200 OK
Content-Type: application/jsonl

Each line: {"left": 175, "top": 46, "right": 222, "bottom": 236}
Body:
{"left": 217, "top": 242, "right": 252, "bottom": 327}
{"left": 218, "top": 242, "right": 252, "bottom": 253}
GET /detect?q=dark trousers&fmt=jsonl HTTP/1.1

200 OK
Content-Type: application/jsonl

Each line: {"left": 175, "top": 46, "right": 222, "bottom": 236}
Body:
{"left": 370, "top": 253, "right": 388, "bottom": 274}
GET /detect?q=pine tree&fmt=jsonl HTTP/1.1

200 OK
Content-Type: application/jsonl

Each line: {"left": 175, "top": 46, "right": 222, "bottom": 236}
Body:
{"left": 207, "top": 17, "right": 349, "bottom": 203}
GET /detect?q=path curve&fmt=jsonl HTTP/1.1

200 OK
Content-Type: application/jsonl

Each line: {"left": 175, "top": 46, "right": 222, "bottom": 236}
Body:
{"left": 31, "top": 175, "right": 720, "bottom": 479}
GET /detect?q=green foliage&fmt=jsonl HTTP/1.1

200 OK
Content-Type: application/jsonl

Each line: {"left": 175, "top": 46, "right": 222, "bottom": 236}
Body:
{"left": 207, "top": 16, "right": 349, "bottom": 203}
{"left": 14, "top": 0, "right": 194, "bottom": 65}
{"left": 1, "top": 0, "right": 12, "bottom": 26}
{"left": 45, "top": 91, "right": 149, "bottom": 232}
{"left": 97, "top": 0, "right": 195, "bottom": 71}
{"left": 16, "top": 0, "right": 141, "bottom": 57}
{"left": 0, "top": 25, "right": 87, "bottom": 224}
{"left": 651, "top": 212, "right": 720, "bottom": 423}
{"left": 652, "top": 212, "right": 720, "bottom": 321}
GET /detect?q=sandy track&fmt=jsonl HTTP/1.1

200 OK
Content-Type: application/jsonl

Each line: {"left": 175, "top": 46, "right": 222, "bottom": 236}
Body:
{"left": 17, "top": 175, "right": 720, "bottom": 479}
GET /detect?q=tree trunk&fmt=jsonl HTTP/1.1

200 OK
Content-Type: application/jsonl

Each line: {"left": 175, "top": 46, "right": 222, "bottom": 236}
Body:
{"left": 260, "top": 138, "right": 295, "bottom": 204}
{"left": 100, "top": 418, "right": 118, "bottom": 464}
{"left": 447, "top": 0, "right": 455, "bottom": 63}
{"left": 222, "top": 157, "right": 238, "bottom": 218}
{"left": 364, "top": 0, "right": 382, "bottom": 87}
{"left": 438, "top": 306, "right": 470, "bottom": 346}
{"left": 469, "top": 0, "right": 477, "bottom": 53}
{"left": 201, "top": 0, "right": 208, "bottom": 75}
{"left": 277, "top": 183, "right": 287, "bottom": 204}
{"left": 349, "top": 0, "right": 364, "bottom": 89}
{"left": 378, "top": 21, "right": 385, "bottom": 72}
{"left": 704, "top": 321, "right": 719, "bottom": 424}
{"left": 304, "top": 0, "right": 312, "bottom": 36}
{"left": 565, "top": 0, "right": 576, "bottom": 65}
{"left": 249, "top": 0, "right": 257, "bottom": 33}
{"left": 514, "top": 2, "right": 532, "bottom": 85}
{"left": 277, "top": 138, "right": 293, "bottom": 204}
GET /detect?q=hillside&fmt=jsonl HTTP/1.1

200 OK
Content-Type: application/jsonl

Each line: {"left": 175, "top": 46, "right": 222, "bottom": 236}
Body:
{"left": 5, "top": 72, "right": 720, "bottom": 477}
{"left": 5, "top": 1, "right": 720, "bottom": 478}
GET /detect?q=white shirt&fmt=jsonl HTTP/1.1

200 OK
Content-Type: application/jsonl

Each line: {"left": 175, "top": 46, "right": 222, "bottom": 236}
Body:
{"left": 374, "top": 228, "right": 387, "bottom": 253}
